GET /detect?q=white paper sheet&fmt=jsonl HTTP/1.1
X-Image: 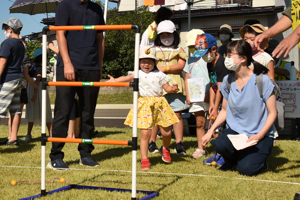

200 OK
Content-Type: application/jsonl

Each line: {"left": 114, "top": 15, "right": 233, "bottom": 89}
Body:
{"left": 227, "top": 134, "right": 258, "bottom": 150}
{"left": 187, "top": 77, "right": 205, "bottom": 102}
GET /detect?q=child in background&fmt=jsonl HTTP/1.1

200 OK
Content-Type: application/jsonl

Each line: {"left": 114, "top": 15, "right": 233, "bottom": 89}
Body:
{"left": 197, "top": 33, "right": 230, "bottom": 166}
{"left": 25, "top": 48, "right": 52, "bottom": 140}
{"left": 149, "top": 20, "right": 189, "bottom": 155}
{"left": 239, "top": 23, "right": 275, "bottom": 80}
{"left": 107, "top": 46, "right": 179, "bottom": 170}
{"left": 184, "top": 33, "right": 211, "bottom": 159}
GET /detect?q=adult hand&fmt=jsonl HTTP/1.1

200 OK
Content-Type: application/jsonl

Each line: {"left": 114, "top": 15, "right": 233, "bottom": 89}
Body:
{"left": 254, "top": 31, "right": 270, "bottom": 52}
{"left": 202, "top": 130, "right": 213, "bottom": 147}
{"left": 272, "top": 31, "right": 300, "bottom": 58}
{"left": 246, "top": 134, "right": 263, "bottom": 143}
{"left": 107, "top": 74, "right": 116, "bottom": 82}
{"left": 64, "top": 63, "right": 75, "bottom": 81}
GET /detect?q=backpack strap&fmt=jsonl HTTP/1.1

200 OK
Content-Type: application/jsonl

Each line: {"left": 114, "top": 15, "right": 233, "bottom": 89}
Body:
{"left": 226, "top": 72, "right": 235, "bottom": 92}
{"left": 256, "top": 73, "right": 263, "bottom": 98}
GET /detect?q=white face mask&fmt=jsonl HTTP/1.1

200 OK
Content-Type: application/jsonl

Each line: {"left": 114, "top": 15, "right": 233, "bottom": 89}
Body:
{"left": 4, "top": 31, "right": 11, "bottom": 39}
{"left": 219, "top": 34, "right": 230, "bottom": 41}
{"left": 202, "top": 52, "right": 215, "bottom": 63}
{"left": 161, "top": 36, "right": 174, "bottom": 46}
{"left": 224, "top": 57, "right": 242, "bottom": 71}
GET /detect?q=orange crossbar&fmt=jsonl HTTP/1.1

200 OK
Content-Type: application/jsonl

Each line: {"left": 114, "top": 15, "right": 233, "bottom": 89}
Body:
{"left": 47, "top": 81, "right": 130, "bottom": 87}
{"left": 49, "top": 25, "right": 132, "bottom": 31}
{"left": 47, "top": 137, "right": 129, "bottom": 145}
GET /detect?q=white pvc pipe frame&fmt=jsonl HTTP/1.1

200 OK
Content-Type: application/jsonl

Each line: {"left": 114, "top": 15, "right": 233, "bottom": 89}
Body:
{"left": 41, "top": 26, "right": 140, "bottom": 200}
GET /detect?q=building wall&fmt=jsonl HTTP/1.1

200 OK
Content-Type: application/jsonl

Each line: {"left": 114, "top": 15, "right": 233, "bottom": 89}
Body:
{"left": 252, "top": 0, "right": 275, "bottom": 7}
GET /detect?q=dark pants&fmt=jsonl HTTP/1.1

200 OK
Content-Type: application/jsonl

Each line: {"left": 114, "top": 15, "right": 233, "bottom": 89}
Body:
{"left": 50, "top": 66, "right": 100, "bottom": 160}
{"left": 213, "top": 128, "right": 274, "bottom": 176}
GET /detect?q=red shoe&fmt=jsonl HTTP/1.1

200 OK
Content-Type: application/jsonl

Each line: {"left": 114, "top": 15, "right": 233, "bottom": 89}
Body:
{"left": 141, "top": 158, "right": 150, "bottom": 170}
{"left": 159, "top": 146, "right": 171, "bottom": 163}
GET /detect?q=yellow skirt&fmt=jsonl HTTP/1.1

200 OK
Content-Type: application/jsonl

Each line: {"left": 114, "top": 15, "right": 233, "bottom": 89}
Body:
{"left": 124, "top": 97, "right": 179, "bottom": 129}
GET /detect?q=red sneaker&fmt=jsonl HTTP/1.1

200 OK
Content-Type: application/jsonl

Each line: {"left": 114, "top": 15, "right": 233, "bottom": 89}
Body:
{"left": 159, "top": 146, "right": 171, "bottom": 163}
{"left": 141, "top": 158, "right": 150, "bottom": 170}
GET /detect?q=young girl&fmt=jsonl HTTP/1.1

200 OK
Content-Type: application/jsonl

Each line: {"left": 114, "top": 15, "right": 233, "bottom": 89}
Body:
{"left": 149, "top": 20, "right": 189, "bottom": 155}
{"left": 202, "top": 40, "right": 277, "bottom": 176}
{"left": 107, "top": 46, "right": 179, "bottom": 170}
{"left": 183, "top": 33, "right": 211, "bottom": 159}
{"left": 25, "top": 48, "right": 52, "bottom": 140}
{"left": 239, "top": 23, "right": 275, "bottom": 80}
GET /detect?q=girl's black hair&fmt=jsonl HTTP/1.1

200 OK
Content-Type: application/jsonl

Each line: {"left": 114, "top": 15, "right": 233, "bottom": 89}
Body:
{"left": 226, "top": 40, "right": 269, "bottom": 75}
{"left": 154, "top": 7, "right": 173, "bottom": 24}
{"left": 154, "top": 31, "right": 180, "bottom": 48}
{"left": 2, "top": 24, "right": 21, "bottom": 35}
{"left": 34, "top": 55, "right": 42, "bottom": 65}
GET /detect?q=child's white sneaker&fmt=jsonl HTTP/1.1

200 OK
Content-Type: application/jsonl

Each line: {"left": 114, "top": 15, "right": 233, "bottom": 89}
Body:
{"left": 190, "top": 149, "right": 205, "bottom": 159}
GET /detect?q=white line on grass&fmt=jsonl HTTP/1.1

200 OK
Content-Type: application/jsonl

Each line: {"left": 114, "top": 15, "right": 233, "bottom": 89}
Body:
{"left": 1, "top": 165, "right": 299, "bottom": 186}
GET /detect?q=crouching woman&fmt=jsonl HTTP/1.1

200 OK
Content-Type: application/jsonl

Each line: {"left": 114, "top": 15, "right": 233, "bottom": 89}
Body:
{"left": 202, "top": 40, "right": 277, "bottom": 176}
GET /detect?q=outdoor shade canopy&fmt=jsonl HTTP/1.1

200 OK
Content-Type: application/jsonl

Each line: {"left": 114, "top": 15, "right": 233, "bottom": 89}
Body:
{"left": 9, "top": 0, "right": 62, "bottom": 15}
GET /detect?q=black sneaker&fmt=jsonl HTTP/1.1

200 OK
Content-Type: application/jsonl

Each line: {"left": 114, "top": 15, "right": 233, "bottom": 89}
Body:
{"left": 174, "top": 141, "right": 186, "bottom": 155}
{"left": 47, "top": 159, "right": 69, "bottom": 170}
{"left": 80, "top": 157, "right": 99, "bottom": 167}
{"left": 148, "top": 141, "right": 159, "bottom": 154}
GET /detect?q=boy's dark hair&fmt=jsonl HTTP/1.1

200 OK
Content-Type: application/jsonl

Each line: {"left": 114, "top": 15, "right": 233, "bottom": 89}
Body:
{"left": 244, "top": 19, "right": 260, "bottom": 25}
{"left": 2, "top": 24, "right": 21, "bottom": 35}
{"left": 226, "top": 40, "right": 268, "bottom": 75}
{"left": 154, "top": 7, "right": 173, "bottom": 24}
{"left": 154, "top": 31, "right": 180, "bottom": 48}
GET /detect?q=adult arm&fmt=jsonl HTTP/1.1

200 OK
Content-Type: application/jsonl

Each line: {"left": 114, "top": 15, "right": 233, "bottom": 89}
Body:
{"left": 0, "top": 57, "right": 7, "bottom": 77}
{"left": 247, "top": 93, "right": 277, "bottom": 142}
{"left": 254, "top": 15, "right": 292, "bottom": 52}
{"left": 202, "top": 98, "right": 227, "bottom": 146}
{"left": 56, "top": 30, "right": 75, "bottom": 81}
{"left": 97, "top": 32, "right": 105, "bottom": 80}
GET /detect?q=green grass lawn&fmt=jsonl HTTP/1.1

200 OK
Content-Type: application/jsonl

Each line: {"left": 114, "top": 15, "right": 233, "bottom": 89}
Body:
{"left": 1, "top": 125, "right": 300, "bottom": 199}
{"left": 49, "top": 93, "right": 134, "bottom": 104}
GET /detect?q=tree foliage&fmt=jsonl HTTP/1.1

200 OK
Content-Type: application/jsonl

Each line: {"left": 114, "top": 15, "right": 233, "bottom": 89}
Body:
{"left": 103, "top": 6, "right": 154, "bottom": 78}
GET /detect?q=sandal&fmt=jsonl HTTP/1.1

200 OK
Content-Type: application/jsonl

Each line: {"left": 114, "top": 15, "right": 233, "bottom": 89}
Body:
{"left": 6, "top": 140, "right": 19, "bottom": 146}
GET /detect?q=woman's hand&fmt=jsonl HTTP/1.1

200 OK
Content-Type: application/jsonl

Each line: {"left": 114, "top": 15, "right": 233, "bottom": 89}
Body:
{"left": 246, "top": 134, "right": 263, "bottom": 143}
{"left": 202, "top": 129, "right": 214, "bottom": 147}
{"left": 209, "top": 108, "right": 218, "bottom": 120}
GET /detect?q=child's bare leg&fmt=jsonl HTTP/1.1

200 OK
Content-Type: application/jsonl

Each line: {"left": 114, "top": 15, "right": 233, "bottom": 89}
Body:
{"left": 9, "top": 114, "right": 21, "bottom": 142}
{"left": 173, "top": 112, "right": 183, "bottom": 143}
{"left": 9, "top": 103, "right": 25, "bottom": 139}
{"left": 46, "top": 122, "right": 52, "bottom": 136}
{"left": 149, "top": 125, "right": 159, "bottom": 143}
{"left": 74, "top": 117, "right": 80, "bottom": 138}
{"left": 27, "top": 122, "right": 34, "bottom": 136}
{"left": 140, "top": 129, "right": 151, "bottom": 159}
{"left": 67, "top": 120, "right": 75, "bottom": 138}
{"left": 194, "top": 111, "right": 206, "bottom": 150}
{"left": 159, "top": 126, "right": 172, "bottom": 148}
{"left": 31, "top": 76, "right": 41, "bottom": 102}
